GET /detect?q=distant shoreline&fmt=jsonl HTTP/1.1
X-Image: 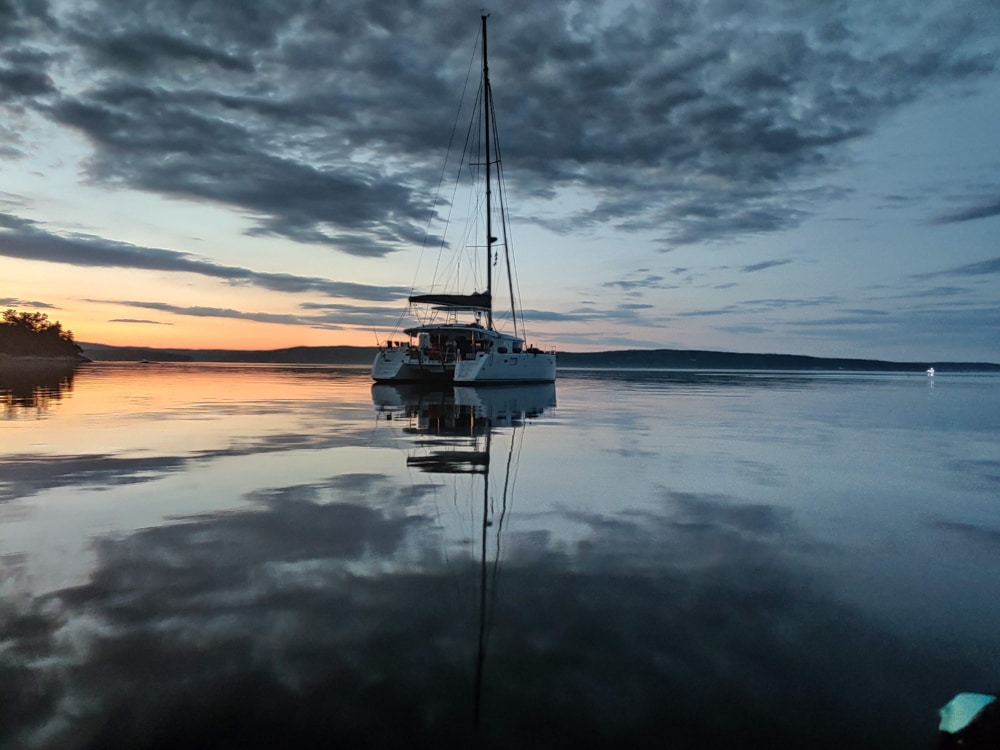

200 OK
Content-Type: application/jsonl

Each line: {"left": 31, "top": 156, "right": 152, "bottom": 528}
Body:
{"left": 75, "top": 343, "right": 1000, "bottom": 372}
{"left": 0, "top": 354, "right": 89, "bottom": 372}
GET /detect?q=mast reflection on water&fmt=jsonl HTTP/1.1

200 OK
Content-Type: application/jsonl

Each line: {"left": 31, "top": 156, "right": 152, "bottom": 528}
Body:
{"left": 372, "top": 383, "right": 556, "bottom": 728}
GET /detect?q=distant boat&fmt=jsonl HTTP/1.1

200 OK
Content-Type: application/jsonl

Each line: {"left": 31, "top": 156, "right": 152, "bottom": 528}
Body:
{"left": 927, "top": 367, "right": 935, "bottom": 377}
{"left": 372, "top": 15, "right": 556, "bottom": 385}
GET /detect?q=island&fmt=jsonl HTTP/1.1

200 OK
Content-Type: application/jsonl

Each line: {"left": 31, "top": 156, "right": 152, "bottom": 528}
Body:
{"left": 0, "top": 309, "right": 87, "bottom": 371}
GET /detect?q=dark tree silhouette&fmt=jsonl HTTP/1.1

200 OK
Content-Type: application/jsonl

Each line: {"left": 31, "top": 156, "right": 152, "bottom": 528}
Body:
{"left": 0, "top": 309, "right": 83, "bottom": 357}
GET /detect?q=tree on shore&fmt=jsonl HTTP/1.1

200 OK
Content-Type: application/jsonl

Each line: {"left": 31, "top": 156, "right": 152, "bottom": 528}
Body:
{"left": 0, "top": 309, "right": 83, "bottom": 357}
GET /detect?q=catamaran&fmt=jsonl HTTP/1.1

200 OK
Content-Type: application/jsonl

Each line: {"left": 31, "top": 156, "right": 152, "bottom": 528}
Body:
{"left": 372, "top": 15, "right": 556, "bottom": 385}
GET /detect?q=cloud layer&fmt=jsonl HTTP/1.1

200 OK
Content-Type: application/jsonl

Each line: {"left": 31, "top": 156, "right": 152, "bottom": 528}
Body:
{"left": 3, "top": 0, "right": 998, "bottom": 255}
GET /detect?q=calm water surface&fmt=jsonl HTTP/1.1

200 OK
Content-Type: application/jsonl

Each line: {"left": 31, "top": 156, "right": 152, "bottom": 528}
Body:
{"left": 1, "top": 363, "right": 998, "bottom": 748}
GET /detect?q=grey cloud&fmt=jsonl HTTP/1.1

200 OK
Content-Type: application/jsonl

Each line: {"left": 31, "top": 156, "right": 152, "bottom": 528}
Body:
{"left": 878, "top": 285, "right": 973, "bottom": 301}
{"left": 676, "top": 305, "right": 740, "bottom": 318}
{"left": 770, "top": 302, "right": 1000, "bottom": 361}
{"left": 930, "top": 196, "right": 1000, "bottom": 224}
{"left": 90, "top": 299, "right": 410, "bottom": 330}
{"left": 104, "top": 300, "right": 342, "bottom": 329}
{"left": 674, "top": 294, "right": 845, "bottom": 319}
{"left": 785, "top": 315, "right": 893, "bottom": 327}
{"left": 0, "top": 65, "right": 54, "bottom": 100}
{"left": 107, "top": 318, "right": 173, "bottom": 324}
{"left": 47, "top": 92, "right": 437, "bottom": 257}
{"left": 741, "top": 259, "right": 792, "bottom": 273}
{"left": 2, "top": 0, "right": 995, "bottom": 256}
{"left": 740, "top": 296, "right": 843, "bottom": 310}
{"left": 79, "top": 29, "right": 255, "bottom": 73}
{"left": 102, "top": 299, "right": 411, "bottom": 332}
{"left": 0, "top": 0, "right": 54, "bottom": 41}
{"left": 716, "top": 324, "right": 770, "bottom": 334}
{"left": 0, "top": 297, "right": 56, "bottom": 308}
{"left": 512, "top": 307, "right": 591, "bottom": 323}
{"left": 0, "top": 213, "right": 409, "bottom": 301}
{"left": 602, "top": 274, "right": 666, "bottom": 291}
{"left": 912, "top": 256, "right": 1000, "bottom": 279}
{"left": 618, "top": 303, "right": 654, "bottom": 311}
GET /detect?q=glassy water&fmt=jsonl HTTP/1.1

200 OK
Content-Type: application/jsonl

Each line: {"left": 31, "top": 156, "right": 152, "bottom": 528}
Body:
{"left": 2, "top": 363, "right": 998, "bottom": 748}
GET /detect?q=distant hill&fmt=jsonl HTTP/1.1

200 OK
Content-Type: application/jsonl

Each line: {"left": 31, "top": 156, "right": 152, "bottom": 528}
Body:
{"left": 555, "top": 349, "right": 1000, "bottom": 372}
{"left": 78, "top": 343, "right": 1000, "bottom": 372}
{"left": 79, "top": 343, "right": 378, "bottom": 365}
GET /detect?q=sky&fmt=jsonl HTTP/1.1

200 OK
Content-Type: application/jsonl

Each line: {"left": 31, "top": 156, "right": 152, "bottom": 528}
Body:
{"left": 1, "top": 0, "right": 999, "bottom": 361}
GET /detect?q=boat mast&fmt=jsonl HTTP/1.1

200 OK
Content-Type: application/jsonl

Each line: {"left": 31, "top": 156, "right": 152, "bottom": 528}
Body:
{"left": 482, "top": 13, "right": 494, "bottom": 331}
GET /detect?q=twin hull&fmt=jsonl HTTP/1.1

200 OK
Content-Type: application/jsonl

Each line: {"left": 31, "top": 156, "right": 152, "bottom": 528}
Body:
{"left": 372, "top": 348, "right": 555, "bottom": 384}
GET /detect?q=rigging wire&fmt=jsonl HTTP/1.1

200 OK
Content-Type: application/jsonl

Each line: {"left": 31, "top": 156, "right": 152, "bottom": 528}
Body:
{"left": 487, "top": 84, "right": 523, "bottom": 341}
{"left": 405, "top": 27, "right": 481, "bottom": 329}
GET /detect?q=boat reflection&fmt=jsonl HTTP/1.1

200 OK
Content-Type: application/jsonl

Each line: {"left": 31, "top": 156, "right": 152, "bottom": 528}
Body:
{"left": 372, "top": 383, "right": 555, "bottom": 728}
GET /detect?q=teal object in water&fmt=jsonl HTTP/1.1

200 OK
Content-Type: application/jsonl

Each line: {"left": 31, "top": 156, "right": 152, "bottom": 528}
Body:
{"left": 939, "top": 693, "right": 997, "bottom": 734}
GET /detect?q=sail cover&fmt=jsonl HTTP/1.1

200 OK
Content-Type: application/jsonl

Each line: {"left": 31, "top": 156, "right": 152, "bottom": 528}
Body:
{"left": 408, "top": 292, "right": 491, "bottom": 309}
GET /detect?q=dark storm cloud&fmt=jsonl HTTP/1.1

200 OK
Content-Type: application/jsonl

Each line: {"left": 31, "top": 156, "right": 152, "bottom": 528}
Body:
{"left": 79, "top": 29, "right": 255, "bottom": 73}
{"left": 0, "top": 213, "right": 408, "bottom": 301}
{"left": 47, "top": 91, "right": 435, "bottom": 257}
{"left": 0, "top": 64, "right": 54, "bottom": 100}
{"left": 0, "top": 0, "right": 54, "bottom": 41}
{"left": 4, "top": 0, "right": 997, "bottom": 253}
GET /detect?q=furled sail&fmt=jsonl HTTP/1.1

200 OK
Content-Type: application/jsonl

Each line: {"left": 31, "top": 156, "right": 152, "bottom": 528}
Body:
{"left": 408, "top": 292, "right": 491, "bottom": 310}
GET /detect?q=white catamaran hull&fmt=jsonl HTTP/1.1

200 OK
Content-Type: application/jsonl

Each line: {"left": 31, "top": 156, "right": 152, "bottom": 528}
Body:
{"left": 371, "top": 349, "right": 453, "bottom": 383}
{"left": 453, "top": 351, "right": 556, "bottom": 383}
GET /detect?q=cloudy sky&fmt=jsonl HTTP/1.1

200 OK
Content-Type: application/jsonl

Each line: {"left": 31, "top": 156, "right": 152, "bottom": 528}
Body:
{"left": 2, "top": 0, "right": 999, "bottom": 360}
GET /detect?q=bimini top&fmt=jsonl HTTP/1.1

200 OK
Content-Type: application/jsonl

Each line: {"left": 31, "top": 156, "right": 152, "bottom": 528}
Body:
{"left": 402, "top": 322, "right": 492, "bottom": 336}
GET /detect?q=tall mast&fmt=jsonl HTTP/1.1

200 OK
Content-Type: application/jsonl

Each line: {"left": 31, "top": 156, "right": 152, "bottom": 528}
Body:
{"left": 482, "top": 13, "right": 494, "bottom": 330}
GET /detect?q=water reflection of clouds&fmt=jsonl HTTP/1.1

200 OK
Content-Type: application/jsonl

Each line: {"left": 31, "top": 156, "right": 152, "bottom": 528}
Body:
{"left": 930, "top": 519, "right": 1000, "bottom": 550}
{"left": 949, "top": 459, "right": 1000, "bottom": 490}
{"left": 0, "top": 476, "right": 978, "bottom": 749}
{"left": 0, "top": 453, "right": 189, "bottom": 502}
{"left": 0, "top": 424, "right": 400, "bottom": 503}
{"left": 4, "top": 368, "right": 998, "bottom": 747}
